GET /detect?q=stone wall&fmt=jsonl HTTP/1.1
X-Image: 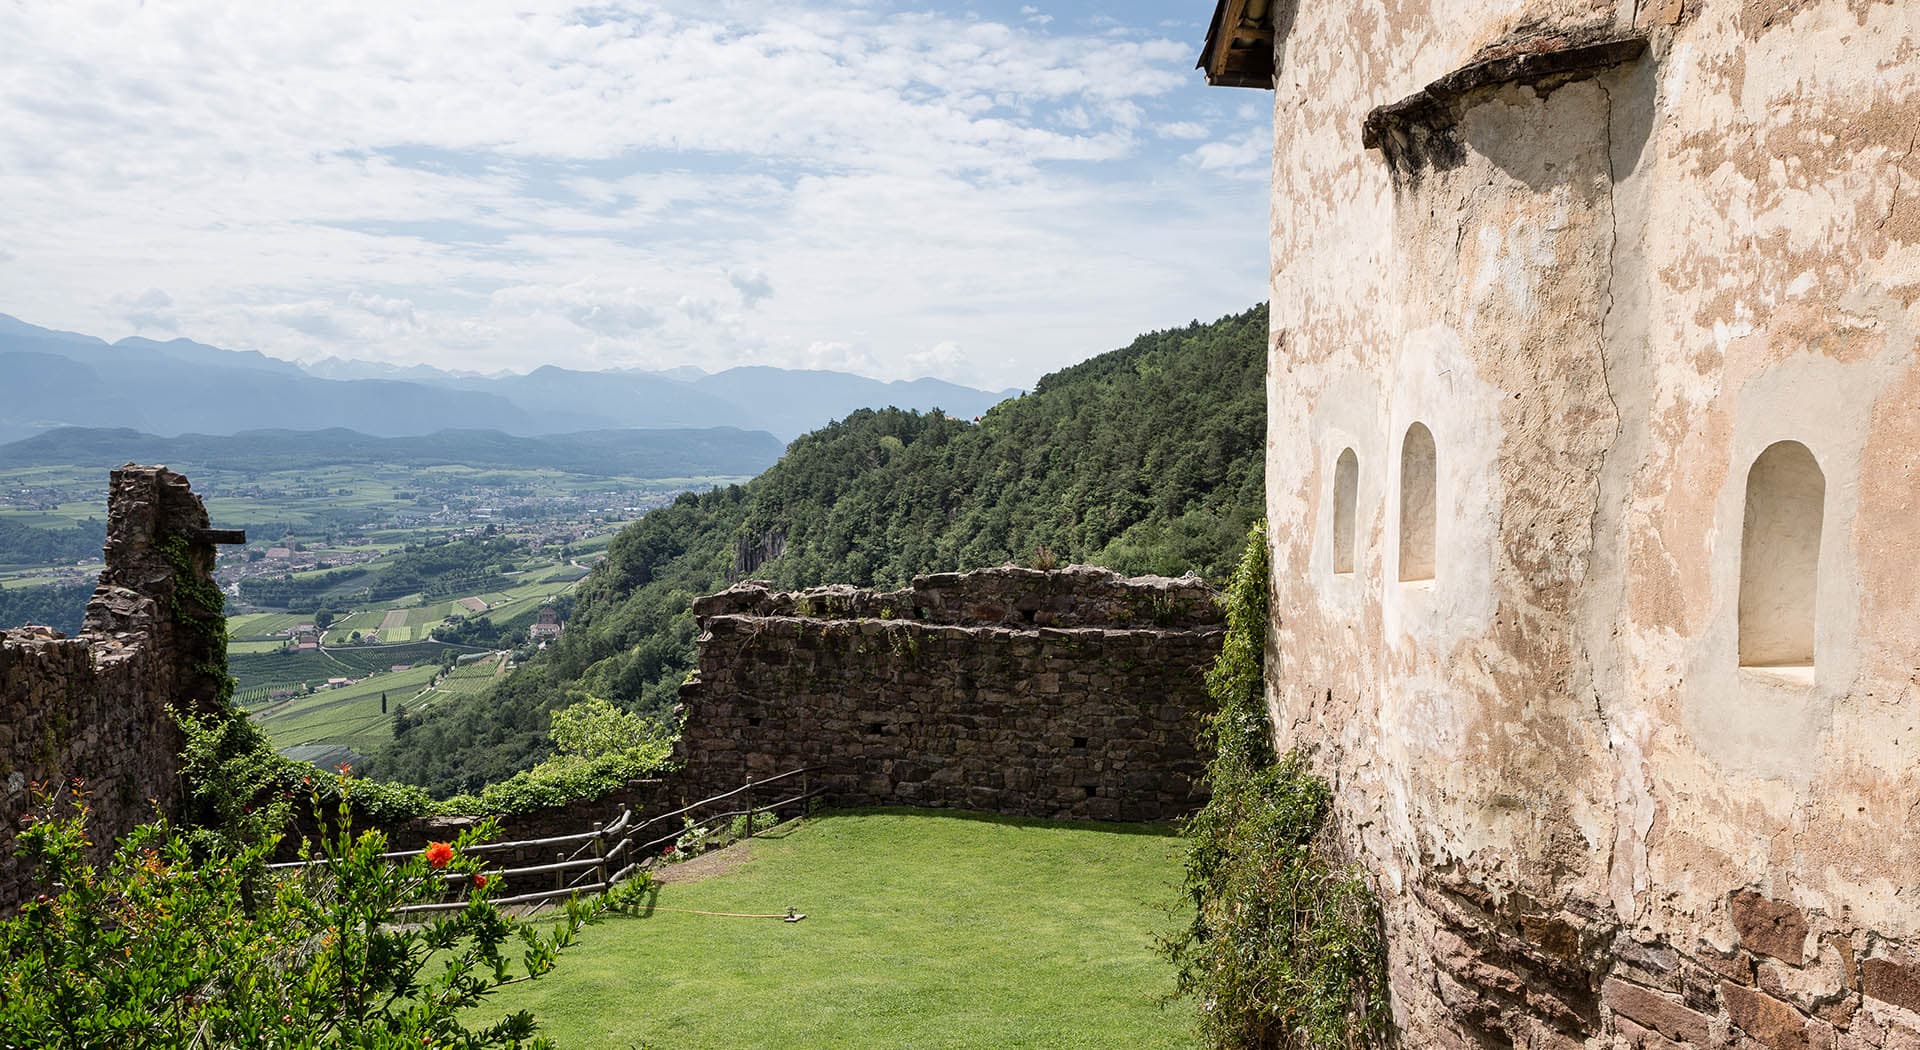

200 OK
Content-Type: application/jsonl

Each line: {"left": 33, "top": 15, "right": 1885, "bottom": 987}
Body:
{"left": 0, "top": 467, "right": 236, "bottom": 910}
{"left": 1231, "top": 0, "right": 1920, "bottom": 1045}
{"left": 676, "top": 565, "right": 1223, "bottom": 823}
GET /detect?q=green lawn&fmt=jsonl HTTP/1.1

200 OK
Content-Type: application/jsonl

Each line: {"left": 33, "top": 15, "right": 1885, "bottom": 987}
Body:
{"left": 488, "top": 809, "right": 1196, "bottom": 1049}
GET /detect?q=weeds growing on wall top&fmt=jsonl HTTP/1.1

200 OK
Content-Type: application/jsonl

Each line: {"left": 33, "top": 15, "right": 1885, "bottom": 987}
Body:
{"left": 1162, "top": 522, "right": 1392, "bottom": 1049}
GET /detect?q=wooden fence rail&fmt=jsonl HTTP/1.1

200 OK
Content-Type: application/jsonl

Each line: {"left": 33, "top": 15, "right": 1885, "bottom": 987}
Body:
{"left": 267, "top": 768, "right": 823, "bottom": 915}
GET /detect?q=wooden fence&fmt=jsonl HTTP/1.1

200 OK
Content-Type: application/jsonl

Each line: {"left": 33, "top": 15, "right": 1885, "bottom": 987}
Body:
{"left": 267, "top": 767, "right": 824, "bottom": 914}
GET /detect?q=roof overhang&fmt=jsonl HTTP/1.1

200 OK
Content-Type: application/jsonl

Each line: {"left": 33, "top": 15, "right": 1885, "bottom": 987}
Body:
{"left": 1198, "top": 0, "right": 1279, "bottom": 89}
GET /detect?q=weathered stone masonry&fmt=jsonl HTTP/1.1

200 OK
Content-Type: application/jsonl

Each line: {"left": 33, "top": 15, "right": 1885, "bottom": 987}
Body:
{"left": 0, "top": 466, "right": 237, "bottom": 910}
{"left": 675, "top": 565, "right": 1223, "bottom": 822}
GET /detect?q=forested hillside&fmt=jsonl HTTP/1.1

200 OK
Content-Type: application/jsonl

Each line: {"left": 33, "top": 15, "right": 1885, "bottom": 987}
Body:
{"left": 0, "top": 517, "right": 104, "bottom": 566}
{"left": 0, "top": 582, "right": 91, "bottom": 636}
{"left": 373, "top": 306, "right": 1267, "bottom": 794}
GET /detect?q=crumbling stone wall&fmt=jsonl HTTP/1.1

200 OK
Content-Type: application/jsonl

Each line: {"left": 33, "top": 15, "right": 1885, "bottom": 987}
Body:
{"left": 0, "top": 467, "right": 234, "bottom": 910}
{"left": 1236, "top": 1, "right": 1920, "bottom": 1046}
{"left": 676, "top": 565, "right": 1222, "bottom": 822}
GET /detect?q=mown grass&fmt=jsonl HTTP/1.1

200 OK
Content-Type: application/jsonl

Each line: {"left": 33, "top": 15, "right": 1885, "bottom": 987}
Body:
{"left": 487, "top": 808, "right": 1195, "bottom": 1049}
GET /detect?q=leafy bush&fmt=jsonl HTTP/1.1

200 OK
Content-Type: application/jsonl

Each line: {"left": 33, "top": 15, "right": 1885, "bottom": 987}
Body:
{"left": 1162, "top": 523, "right": 1391, "bottom": 1049}
{"left": 728, "top": 810, "right": 778, "bottom": 839}
{"left": 435, "top": 694, "right": 673, "bottom": 818}
{"left": 180, "top": 711, "right": 435, "bottom": 836}
{"left": 186, "top": 694, "right": 667, "bottom": 827}
{"left": 0, "top": 779, "right": 648, "bottom": 1048}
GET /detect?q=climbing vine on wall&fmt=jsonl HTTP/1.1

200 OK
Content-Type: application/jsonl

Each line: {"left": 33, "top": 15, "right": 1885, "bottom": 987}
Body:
{"left": 1162, "top": 522, "right": 1392, "bottom": 1050}
{"left": 159, "top": 533, "right": 234, "bottom": 703}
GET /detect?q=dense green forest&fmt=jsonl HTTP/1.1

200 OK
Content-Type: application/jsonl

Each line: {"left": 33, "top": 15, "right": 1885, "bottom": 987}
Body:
{"left": 0, "top": 582, "right": 91, "bottom": 635}
{"left": 0, "top": 517, "right": 105, "bottom": 567}
{"left": 373, "top": 306, "right": 1267, "bottom": 795}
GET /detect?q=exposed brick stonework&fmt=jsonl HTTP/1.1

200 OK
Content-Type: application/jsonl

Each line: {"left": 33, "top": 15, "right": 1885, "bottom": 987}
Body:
{"left": 675, "top": 565, "right": 1223, "bottom": 822}
{"left": 1418, "top": 887, "right": 1920, "bottom": 1048}
{"left": 0, "top": 467, "right": 235, "bottom": 911}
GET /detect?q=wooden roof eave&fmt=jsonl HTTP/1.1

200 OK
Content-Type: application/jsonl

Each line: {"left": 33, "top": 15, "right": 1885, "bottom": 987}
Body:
{"left": 1198, "top": 0, "right": 1281, "bottom": 89}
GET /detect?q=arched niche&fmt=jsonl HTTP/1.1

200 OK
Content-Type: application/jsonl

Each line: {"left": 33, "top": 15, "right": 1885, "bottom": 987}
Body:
{"left": 1399, "top": 423, "right": 1436, "bottom": 584}
{"left": 1332, "top": 448, "right": 1359, "bottom": 576}
{"left": 1739, "top": 440, "right": 1825, "bottom": 675}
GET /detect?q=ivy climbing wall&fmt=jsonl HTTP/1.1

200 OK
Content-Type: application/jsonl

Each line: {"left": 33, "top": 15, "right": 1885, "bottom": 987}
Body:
{"left": 0, "top": 467, "right": 234, "bottom": 910}
{"left": 676, "top": 565, "right": 1223, "bottom": 822}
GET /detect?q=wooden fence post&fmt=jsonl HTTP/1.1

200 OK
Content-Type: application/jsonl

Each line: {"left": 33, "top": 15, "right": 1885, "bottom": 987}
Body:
{"left": 744, "top": 777, "right": 756, "bottom": 840}
{"left": 593, "top": 819, "right": 609, "bottom": 888}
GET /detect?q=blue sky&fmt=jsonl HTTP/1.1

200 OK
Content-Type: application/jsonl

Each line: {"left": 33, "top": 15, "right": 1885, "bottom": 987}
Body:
{"left": 0, "top": 0, "right": 1272, "bottom": 389}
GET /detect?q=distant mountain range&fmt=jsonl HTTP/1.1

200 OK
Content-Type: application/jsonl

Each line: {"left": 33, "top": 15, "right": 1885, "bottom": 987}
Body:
{"left": 0, "top": 314, "right": 1020, "bottom": 444}
{"left": 0, "top": 425, "right": 787, "bottom": 479}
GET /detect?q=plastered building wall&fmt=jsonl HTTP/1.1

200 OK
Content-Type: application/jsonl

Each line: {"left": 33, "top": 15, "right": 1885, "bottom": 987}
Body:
{"left": 1254, "top": 1, "right": 1920, "bottom": 1046}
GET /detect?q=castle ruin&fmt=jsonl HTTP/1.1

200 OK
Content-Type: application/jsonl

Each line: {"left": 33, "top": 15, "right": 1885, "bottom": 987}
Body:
{"left": 1203, "top": 1, "right": 1920, "bottom": 1045}
{"left": 677, "top": 565, "right": 1224, "bottom": 822}
{"left": 0, "top": 467, "right": 238, "bottom": 911}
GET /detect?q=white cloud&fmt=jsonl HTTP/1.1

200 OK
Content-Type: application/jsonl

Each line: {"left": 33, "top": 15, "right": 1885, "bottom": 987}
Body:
{"left": 0, "top": 0, "right": 1270, "bottom": 388}
{"left": 903, "top": 340, "right": 972, "bottom": 384}
{"left": 348, "top": 292, "right": 419, "bottom": 326}
{"left": 1188, "top": 128, "right": 1272, "bottom": 179}
{"left": 119, "top": 288, "right": 178, "bottom": 332}
{"left": 491, "top": 281, "right": 663, "bottom": 337}
{"left": 727, "top": 267, "right": 774, "bottom": 308}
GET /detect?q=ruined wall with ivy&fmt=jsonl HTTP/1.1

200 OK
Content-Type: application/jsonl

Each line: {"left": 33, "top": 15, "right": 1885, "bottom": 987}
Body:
{"left": 676, "top": 566, "right": 1223, "bottom": 821}
{"left": 0, "top": 467, "right": 233, "bottom": 909}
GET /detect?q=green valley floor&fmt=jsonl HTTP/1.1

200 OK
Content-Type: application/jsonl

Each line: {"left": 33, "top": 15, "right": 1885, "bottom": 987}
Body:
{"left": 486, "top": 808, "right": 1198, "bottom": 1049}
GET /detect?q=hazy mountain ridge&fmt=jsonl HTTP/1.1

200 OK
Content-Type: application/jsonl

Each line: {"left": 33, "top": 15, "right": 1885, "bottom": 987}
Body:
{"left": 0, "top": 425, "right": 787, "bottom": 478}
{"left": 0, "top": 314, "right": 1021, "bottom": 441}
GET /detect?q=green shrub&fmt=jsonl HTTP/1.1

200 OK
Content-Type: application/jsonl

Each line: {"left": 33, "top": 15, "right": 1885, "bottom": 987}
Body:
{"left": 0, "top": 778, "right": 648, "bottom": 1048}
{"left": 179, "top": 711, "right": 436, "bottom": 838}
{"left": 185, "top": 694, "right": 669, "bottom": 827}
{"left": 1162, "top": 523, "right": 1391, "bottom": 1049}
{"left": 436, "top": 694, "right": 673, "bottom": 818}
{"left": 728, "top": 810, "right": 778, "bottom": 839}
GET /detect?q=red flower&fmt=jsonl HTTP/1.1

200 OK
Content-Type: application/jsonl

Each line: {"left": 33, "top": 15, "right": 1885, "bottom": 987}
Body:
{"left": 335, "top": 762, "right": 353, "bottom": 775}
{"left": 423, "top": 841, "right": 454, "bottom": 869}
{"left": 661, "top": 845, "right": 674, "bottom": 855}
{"left": 472, "top": 873, "right": 489, "bottom": 889}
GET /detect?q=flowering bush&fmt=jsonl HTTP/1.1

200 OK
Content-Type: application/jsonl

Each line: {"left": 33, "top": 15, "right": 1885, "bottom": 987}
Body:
{"left": 0, "top": 777, "right": 650, "bottom": 1049}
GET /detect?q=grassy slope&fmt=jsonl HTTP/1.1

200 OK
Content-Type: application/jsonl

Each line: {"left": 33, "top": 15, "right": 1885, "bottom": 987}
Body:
{"left": 489, "top": 809, "right": 1194, "bottom": 1049}
{"left": 253, "top": 664, "right": 441, "bottom": 751}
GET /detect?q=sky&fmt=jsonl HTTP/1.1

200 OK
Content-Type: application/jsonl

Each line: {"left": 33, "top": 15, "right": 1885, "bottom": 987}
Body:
{"left": 0, "top": 0, "right": 1272, "bottom": 390}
